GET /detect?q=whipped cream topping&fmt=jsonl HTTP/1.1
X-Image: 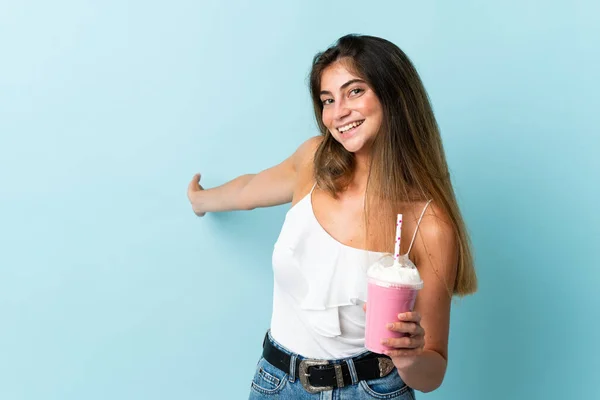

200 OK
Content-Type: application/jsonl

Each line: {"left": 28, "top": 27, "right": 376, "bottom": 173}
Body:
{"left": 367, "top": 254, "right": 423, "bottom": 288}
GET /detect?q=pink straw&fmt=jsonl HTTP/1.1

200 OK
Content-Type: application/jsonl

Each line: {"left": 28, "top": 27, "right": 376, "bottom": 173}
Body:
{"left": 394, "top": 213, "right": 403, "bottom": 262}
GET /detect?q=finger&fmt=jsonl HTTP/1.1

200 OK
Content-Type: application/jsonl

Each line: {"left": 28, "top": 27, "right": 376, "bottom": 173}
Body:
{"left": 188, "top": 174, "right": 201, "bottom": 191}
{"left": 386, "top": 321, "right": 424, "bottom": 336}
{"left": 362, "top": 303, "right": 367, "bottom": 312}
{"left": 381, "top": 336, "right": 424, "bottom": 349}
{"left": 188, "top": 174, "right": 197, "bottom": 189}
{"left": 196, "top": 173, "right": 204, "bottom": 190}
{"left": 384, "top": 348, "right": 423, "bottom": 358}
{"left": 397, "top": 312, "right": 421, "bottom": 323}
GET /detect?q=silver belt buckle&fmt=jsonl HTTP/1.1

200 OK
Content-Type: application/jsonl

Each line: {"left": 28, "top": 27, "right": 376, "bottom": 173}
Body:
{"left": 298, "top": 359, "right": 333, "bottom": 394}
{"left": 378, "top": 357, "right": 395, "bottom": 377}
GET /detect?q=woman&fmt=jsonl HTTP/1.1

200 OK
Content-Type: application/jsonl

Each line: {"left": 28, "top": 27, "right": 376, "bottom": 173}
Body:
{"left": 187, "top": 34, "right": 477, "bottom": 399}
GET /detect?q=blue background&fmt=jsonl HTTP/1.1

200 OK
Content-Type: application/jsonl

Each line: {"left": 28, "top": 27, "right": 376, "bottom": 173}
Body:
{"left": 1, "top": 1, "right": 598, "bottom": 399}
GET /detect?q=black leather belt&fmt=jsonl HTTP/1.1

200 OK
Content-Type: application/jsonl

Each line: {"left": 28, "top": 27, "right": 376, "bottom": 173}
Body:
{"left": 262, "top": 333, "right": 396, "bottom": 394}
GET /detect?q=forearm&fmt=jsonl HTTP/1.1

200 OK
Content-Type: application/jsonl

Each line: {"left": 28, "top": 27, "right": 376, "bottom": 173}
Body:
{"left": 396, "top": 350, "right": 447, "bottom": 393}
{"left": 191, "top": 174, "right": 256, "bottom": 213}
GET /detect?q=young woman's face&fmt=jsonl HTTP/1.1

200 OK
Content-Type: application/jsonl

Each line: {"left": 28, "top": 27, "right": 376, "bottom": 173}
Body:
{"left": 319, "top": 61, "right": 383, "bottom": 154}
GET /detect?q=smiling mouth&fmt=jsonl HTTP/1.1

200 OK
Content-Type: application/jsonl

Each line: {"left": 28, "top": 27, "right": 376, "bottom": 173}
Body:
{"left": 337, "top": 120, "right": 365, "bottom": 134}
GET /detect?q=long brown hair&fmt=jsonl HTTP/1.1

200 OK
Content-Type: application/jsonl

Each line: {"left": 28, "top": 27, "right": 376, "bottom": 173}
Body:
{"left": 309, "top": 34, "right": 477, "bottom": 296}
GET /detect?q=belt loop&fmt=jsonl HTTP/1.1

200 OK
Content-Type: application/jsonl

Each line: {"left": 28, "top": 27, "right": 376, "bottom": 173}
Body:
{"left": 289, "top": 354, "right": 297, "bottom": 382}
{"left": 346, "top": 358, "right": 359, "bottom": 385}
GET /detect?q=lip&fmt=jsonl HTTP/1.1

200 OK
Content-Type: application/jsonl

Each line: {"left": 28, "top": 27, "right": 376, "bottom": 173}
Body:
{"left": 336, "top": 119, "right": 365, "bottom": 131}
{"left": 339, "top": 121, "right": 364, "bottom": 139}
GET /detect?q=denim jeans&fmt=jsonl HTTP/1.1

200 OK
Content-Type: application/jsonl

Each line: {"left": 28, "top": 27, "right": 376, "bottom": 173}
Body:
{"left": 248, "top": 331, "right": 416, "bottom": 400}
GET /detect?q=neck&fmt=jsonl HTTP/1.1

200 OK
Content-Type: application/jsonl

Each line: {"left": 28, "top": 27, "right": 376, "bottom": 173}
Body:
{"left": 349, "top": 151, "right": 371, "bottom": 192}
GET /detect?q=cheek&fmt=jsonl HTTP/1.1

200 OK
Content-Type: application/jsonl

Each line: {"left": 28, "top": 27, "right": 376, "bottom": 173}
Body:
{"left": 361, "top": 94, "right": 383, "bottom": 117}
{"left": 366, "top": 103, "right": 382, "bottom": 118}
{"left": 365, "top": 103, "right": 383, "bottom": 127}
{"left": 322, "top": 109, "right": 333, "bottom": 129}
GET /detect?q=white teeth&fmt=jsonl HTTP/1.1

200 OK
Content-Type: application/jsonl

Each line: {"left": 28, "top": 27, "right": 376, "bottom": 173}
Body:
{"left": 338, "top": 120, "right": 364, "bottom": 133}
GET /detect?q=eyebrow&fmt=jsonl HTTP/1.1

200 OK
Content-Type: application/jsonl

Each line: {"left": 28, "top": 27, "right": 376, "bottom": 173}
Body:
{"left": 319, "top": 79, "right": 366, "bottom": 96}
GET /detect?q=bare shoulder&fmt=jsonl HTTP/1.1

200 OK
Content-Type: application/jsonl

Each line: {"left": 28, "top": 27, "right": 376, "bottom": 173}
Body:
{"left": 419, "top": 202, "right": 455, "bottom": 240}
{"left": 292, "top": 135, "right": 322, "bottom": 178}
{"left": 292, "top": 136, "right": 323, "bottom": 168}
{"left": 411, "top": 202, "right": 458, "bottom": 283}
{"left": 289, "top": 136, "right": 322, "bottom": 200}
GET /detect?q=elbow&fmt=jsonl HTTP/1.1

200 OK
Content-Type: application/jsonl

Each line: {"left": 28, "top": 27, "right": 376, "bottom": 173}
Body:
{"left": 238, "top": 198, "right": 256, "bottom": 211}
{"left": 410, "top": 377, "right": 444, "bottom": 394}
{"left": 400, "top": 350, "right": 447, "bottom": 393}
{"left": 419, "top": 379, "right": 443, "bottom": 394}
{"left": 237, "top": 188, "right": 256, "bottom": 211}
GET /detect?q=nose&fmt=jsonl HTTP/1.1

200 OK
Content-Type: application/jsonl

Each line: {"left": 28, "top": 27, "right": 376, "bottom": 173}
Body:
{"left": 333, "top": 98, "right": 351, "bottom": 122}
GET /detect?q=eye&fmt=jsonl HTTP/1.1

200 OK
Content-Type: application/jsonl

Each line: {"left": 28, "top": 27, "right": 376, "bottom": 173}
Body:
{"left": 349, "top": 88, "right": 363, "bottom": 96}
{"left": 321, "top": 98, "right": 333, "bottom": 106}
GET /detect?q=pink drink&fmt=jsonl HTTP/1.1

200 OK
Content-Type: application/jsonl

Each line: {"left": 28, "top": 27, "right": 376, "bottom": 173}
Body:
{"left": 365, "top": 280, "right": 419, "bottom": 354}
{"left": 364, "top": 254, "right": 423, "bottom": 354}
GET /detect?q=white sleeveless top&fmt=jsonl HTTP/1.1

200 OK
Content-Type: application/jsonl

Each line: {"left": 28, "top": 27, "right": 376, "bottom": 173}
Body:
{"left": 269, "top": 183, "right": 432, "bottom": 359}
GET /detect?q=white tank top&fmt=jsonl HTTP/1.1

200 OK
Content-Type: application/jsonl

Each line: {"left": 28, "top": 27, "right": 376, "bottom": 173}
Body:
{"left": 269, "top": 183, "right": 432, "bottom": 359}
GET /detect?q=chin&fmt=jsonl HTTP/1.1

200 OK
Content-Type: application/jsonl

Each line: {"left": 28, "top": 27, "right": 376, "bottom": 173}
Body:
{"left": 333, "top": 133, "right": 373, "bottom": 154}
{"left": 341, "top": 141, "right": 365, "bottom": 153}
